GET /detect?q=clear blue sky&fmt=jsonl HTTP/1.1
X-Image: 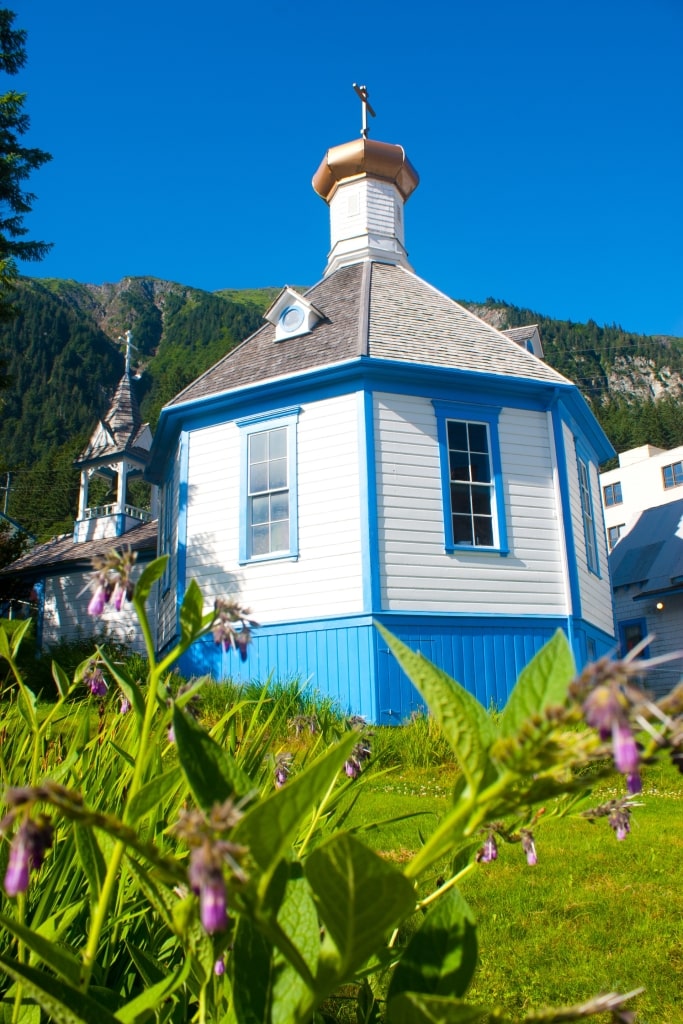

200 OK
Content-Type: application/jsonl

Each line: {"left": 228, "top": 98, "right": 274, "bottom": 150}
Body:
{"left": 11, "top": 0, "right": 683, "bottom": 337}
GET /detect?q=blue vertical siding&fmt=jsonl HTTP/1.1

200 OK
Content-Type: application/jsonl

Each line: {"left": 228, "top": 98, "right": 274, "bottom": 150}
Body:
{"left": 178, "top": 612, "right": 613, "bottom": 723}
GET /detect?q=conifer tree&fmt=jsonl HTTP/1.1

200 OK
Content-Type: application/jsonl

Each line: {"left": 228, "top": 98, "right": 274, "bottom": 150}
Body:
{"left": 0, "top": 8, "right": 51, "bottom": 321}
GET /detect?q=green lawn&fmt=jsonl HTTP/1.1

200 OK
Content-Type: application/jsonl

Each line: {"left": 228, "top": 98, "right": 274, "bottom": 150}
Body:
{"left": 344, "top": 759, "right": 683, "bottom": 1023}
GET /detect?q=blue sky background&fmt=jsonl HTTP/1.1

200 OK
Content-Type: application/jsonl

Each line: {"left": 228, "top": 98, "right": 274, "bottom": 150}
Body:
{"left": 11, "top": 0, "right": 683, "bottom": 336}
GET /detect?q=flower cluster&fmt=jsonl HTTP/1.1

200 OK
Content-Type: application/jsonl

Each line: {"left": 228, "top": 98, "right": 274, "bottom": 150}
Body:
{"left": 476, "top": 821, "right": 538, "bottom": 866}
{"left": 581, "top": 797, "right": 639, "bottom": 842}
{"left": 82, "top": 658, "right": 108, "bottom": 697}
{"left": 344, "top": 740, "right": 372, "bottom": 780}
{"left": 87, "top": 548, "right": 137, "bottom": 617}
{"left": 3, "top": 816, "right": 53, "bottom": 896}
{"left": 173, "top": 799, "right": 248, "bottom": 934}
{"left": 290, "top": 714, "right": 318, "bottom": 738}
{"left": 274, "top": 753, "right": 293, "bottom": 789}
{"left": 211, "top": 598, "right": 259, "bottom": 661}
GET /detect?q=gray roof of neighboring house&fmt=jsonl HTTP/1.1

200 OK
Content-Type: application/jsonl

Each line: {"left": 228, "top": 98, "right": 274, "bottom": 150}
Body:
{"left": 609, "top": 498, "right": 683, "bottom": 596}
{"left": 75, "top": 372, "right": 151, "bottom": 466}
{"left": 168, "top": 261, "right": 570, "bottom": 408}
{"left": 0, "top": 519, "right": 158, "bottom": 581}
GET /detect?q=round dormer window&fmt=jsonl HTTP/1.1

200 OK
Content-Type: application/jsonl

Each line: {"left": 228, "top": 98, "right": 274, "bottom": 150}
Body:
{"left": 279, "top": 305, "right": 305, "bottom": 333}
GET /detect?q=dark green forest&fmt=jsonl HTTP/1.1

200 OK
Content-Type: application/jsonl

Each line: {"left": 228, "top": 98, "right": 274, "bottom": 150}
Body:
{"left": 1, "top": 275, "right": 682, "bottom": 541}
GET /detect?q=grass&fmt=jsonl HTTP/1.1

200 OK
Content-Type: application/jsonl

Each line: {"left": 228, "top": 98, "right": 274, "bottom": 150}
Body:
{"left": 344, "top": 756, "right": 683, "bottom": 1023}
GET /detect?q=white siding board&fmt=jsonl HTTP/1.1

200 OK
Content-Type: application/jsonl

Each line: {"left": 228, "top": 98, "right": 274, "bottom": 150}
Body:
{"left": 183, "top": 394, "right": 364, "bottom": 623}
{"left": 43, "top": 567, "right": 153, "bottom": 655}
{"left": 375, "top": 394, "right": 567, "bottom": 615}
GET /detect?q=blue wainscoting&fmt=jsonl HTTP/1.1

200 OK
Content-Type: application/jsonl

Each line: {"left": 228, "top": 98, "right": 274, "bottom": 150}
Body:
{"left": 178, "top": 612, "right": 613, "bottom": 723}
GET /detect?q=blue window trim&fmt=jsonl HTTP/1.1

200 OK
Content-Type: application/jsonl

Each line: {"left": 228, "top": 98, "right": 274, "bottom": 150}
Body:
{"left": 432, "top": 399, "right": 509, "bottom": 555}
{"left": 575, "top": 439, "right": 601, "bottom": 578}
{"left": 237, "top": 407, "right": 300, "bottom": 564}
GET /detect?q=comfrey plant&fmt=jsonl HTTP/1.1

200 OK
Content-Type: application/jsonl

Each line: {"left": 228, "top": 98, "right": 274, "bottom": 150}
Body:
{"left": 0, "top": 551, "right": 681, "bottom": 1023}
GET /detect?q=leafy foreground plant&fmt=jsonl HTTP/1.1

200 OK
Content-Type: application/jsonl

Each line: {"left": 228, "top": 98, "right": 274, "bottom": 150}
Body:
{"left": 0, "top": 553, "right": 682, "bottom": 1023}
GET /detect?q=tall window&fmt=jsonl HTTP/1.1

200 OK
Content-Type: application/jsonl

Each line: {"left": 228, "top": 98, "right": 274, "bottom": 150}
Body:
{"left": 447, "top": 420, "right": 494, "bottom": 546}
{"left": 603, "top": 481, "right": 623, "bottom": 506}
{"left": 662, "top": 461, "right": 683, "bottom": 489}
{"left": 248, "top": 426, "right": 289, "bottom": 556}
{"left": 433, "top": 400, "right": 508, "bottom": 554}
{"left": 577, "top": 454, "right": 599, "bottom": 574}
{"left": 238, "top": 408, "right": 300, "bottom": 562}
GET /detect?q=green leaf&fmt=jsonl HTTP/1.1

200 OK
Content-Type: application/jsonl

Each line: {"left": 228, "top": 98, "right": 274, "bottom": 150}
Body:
{"left": 232, "top": 732, "right": 358, "bottom": 876}
{"left": 388, "top": 889, "right": 478, "bottom": 1001}
{"left": 304, "top": 832, "right": 416, "bottom": 977}
{"left": 115, "top": 955, "right": 192, "bottom": 1024}
{"left": 172, "top": 705, "right": 253, "bottom": 809}
{"left": 498, "top": 630, "right": 575, "bottom": 739}
{"left": 73, "top": 825, "right": 106, "bottom": 904}
{"left": 387, "top": 992, "right": 496, "bottom": 1024}
{"left": 127, "top": 766, "right": 182, "bottom": 823}
{"left": 0, "top": 913, "right": 81, "bottom": 987}
{"left": 179, "top": 579, "right": 205, "bottom": 646}
{"left": 51, "top": 661, "right": 72, "bottom": 700}
{"left": 133, "top": 555, "right": 168, "bottom": 607}
{"left": 9, "top": 616, "right": 33, "bottom": 658}
{"left": 231, "top": 869, "right": 320, "bottom": 1024}
{"left": 0, "top": 950, "right": 121, "bottom": 1024}
{"left": 0, "top": 625, "right": 10, "bottom": 662}
{"left": 375, "top": 625, "right": 495, "bottom": 789}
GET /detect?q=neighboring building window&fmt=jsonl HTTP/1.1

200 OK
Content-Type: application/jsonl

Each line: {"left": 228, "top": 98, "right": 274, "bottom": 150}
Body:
{"left": 238, "top": 408, "right": 300, "bottom": 562}
{"left": 619, "top": 618, "right": 649, "bottom": 657}
{"left": 577, "top": 453, "right": 599, "bottom": 574}
{"left": 603, "top": 481, "right": 623, "bottom": 506}
{"left": 662, "top": 461, "right": 683, "bottom": 489}
{"left": 607, "top": 523, "right": 624, "bottom": 551}
{"left": 586, "top": 637, "right": 597, "bottom": 662}
{"left": 433, "top": 401, "right": 508, "bottom": 553}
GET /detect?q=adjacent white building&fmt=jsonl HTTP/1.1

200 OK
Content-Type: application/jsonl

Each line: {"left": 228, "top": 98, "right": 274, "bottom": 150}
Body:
{"left": 600, "top": 443, "right": 683, "bottom": 551}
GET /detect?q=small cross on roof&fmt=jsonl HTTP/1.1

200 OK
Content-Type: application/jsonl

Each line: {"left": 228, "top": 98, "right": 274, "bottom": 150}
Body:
{"left": 353, "top": 83, "right": 376, "bottom": 138}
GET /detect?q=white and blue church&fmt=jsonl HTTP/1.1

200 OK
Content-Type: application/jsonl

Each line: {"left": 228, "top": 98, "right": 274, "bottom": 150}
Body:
{"left": 146, "top": 124, "right": 616, "bottom": 722}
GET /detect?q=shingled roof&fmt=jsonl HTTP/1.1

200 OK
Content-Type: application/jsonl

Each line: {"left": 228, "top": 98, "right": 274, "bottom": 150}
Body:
{"left": 0, "top": 519, "right": 158, "bottom": 582}
{"left": 610, "top": 499, "right": 683, "bottom": 597}
{"left": 167, "top": 261, "right": 570, "bottom": 409}
{"left": 75, "top": 372, "right": 151, "bottom": 467}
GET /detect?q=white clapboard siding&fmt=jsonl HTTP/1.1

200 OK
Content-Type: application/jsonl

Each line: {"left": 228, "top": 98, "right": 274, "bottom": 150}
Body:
{"left": 562, "top": 422, "right": 615, "bottom": 635}
{"left": 375, "top": 393, "right": 567, "bottom": 614}
{"left": 157, "top": 444, "right": 181, "bottom": 650}
{"left": 43, "top": 567, "right": 152, "bottom": 654}
{"left": 183, "top": 394, "right": 364, "bottom": 622}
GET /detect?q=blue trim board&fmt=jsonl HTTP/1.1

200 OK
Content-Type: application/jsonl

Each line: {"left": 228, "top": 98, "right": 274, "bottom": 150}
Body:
{"left": 359, "top": 390, "right": 380, "bottom": 613}
{"left": 178, "top": 611, "right": 611, "bottom": 724}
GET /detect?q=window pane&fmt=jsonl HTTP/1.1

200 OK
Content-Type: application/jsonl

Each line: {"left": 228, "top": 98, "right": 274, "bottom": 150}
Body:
{"left": 249, "top": 432, "right": 267, "bottom": 463}
{"left": 270, "top": 492, "right": 289, "bottom": 522}
{"left": 251, "top": 495, "right": 270, "bottom": 525}
{"left": 249, "top": 463, "right": 268, "bottom": 494}
{"left": 447, "top": 421, "right": 467, "bottom": 451}
{"left": 269, "top": 427, "right": 287, "bottom": 459}
{"left": 449, "top": 451, "right": 470, "bottom": 481}
{"left": 473, "top": 516, "right": 494, "bottom": 546}
{"left": 269, "top": 457, "right": 288, "bottom": 490}
{"left": 675, "top": 462, "right": 683, "bottom": 485}
{"left": 468, "top": 423, "right": 488, "bottom": 453}
{"left": 270, "top": 520, "right": 289, "bottom": 551}
{"left": 471, "top": 485, "right": 492, "bottom": 515}
{"left": 470, "top": 452, "right": 491, "bottom": 483}
{"left": 452, "top": 515, "right": 473, "bottom": 545}
{"left": 451, "top": 483, "right": 471, "bottom": 515}
{"left": 251, "top": 524, "right": 270, "bottom": 556}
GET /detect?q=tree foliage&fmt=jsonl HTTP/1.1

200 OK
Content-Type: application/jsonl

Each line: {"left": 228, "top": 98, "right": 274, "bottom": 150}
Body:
{"left": 0, "top": 9, "right": 51, "bottom": 320}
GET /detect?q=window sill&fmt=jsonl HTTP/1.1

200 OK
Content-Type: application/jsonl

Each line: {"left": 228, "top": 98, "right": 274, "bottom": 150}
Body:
{"left": 445, "top": 545, "right": 509, "bottom": 557}
{"left": 239, "top": 553, "right": 299, "bottom": 566}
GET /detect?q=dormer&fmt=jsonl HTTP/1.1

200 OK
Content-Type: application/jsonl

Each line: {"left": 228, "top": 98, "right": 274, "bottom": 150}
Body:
{"left": 264, "top": 287, "right": 325, "bottom": 341}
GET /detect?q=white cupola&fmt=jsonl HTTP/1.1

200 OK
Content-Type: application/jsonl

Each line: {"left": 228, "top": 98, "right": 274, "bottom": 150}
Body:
{"left": 312, "top": 136, "right": 419, "bottom": 277}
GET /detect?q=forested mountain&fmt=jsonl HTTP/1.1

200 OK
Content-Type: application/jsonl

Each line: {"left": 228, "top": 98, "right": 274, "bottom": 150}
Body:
{"left": 1, "top": 275, "right": 682, "bottom": 540}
